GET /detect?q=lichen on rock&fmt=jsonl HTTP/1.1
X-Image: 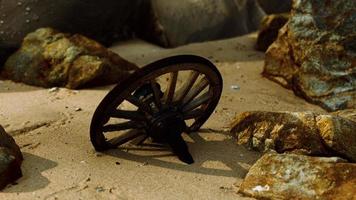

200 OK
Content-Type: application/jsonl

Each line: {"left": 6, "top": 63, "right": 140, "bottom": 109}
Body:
{"left": 239, "top": 153, "right": 356, "bottom": 200}
{"left": 1, "top": 28, "right": 138, "bottom": 89}
{"left": 263, "top": 0, "right": 356, "bottom": 111}
{"left": 230, "top": 111, "right": 356, "bottom": 162}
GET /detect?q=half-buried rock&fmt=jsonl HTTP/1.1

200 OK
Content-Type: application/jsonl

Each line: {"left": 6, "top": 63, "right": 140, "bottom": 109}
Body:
{"left": 239, "top": 153, "right": 356, "bottom": 200}
{"left": 0, "top": 125, "right": 23, "bottom": 190}
{"left": 230, "top": 111, "right": 356, "bottom": 162}
{"left": 1, "top": 28, "right": 138, "bottom": 89}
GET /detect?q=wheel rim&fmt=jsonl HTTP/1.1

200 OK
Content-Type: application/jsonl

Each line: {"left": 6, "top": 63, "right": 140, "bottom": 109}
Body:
{"left": 90, "top": 55, "right": 223, "bottom": 151}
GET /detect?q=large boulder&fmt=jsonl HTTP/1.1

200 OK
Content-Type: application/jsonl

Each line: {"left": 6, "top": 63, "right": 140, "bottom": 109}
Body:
{"left": 263, "top": 0, "right": 356, "bottom": 111}
{"left": 239, "top": 153, "right": 356, "bottom": 200}
{"left": 0, "top": 125, "right": 23, "bottom": 190}
{"left": 136, "top": 0, "right": 266, "bottom": 47}
{"left": 0, "top": 0, "right": 141, "bottom": 46}
{"left": 255, "top": 13, "right": 289, "bottom": 51}
{"left": 1, "top": 28, "right": 138, "bottom": 89}
{"left": 230, "top": 111, "right": 356, "bottom": 162}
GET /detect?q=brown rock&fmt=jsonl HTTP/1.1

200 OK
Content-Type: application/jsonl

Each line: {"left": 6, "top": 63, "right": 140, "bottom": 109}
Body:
{"left": 230, "top": 111, "right": 356, "bottom": 162}
{"left": 1, "top": 28, "right": 138, "bottom": 89}
{"left": 255, "top": 13, "right": 289, "bottom": 52}
{"left": 332, "top": 109, "right": 356, "bottom": 123}
{"left": 0, "top": 125, "right": 23, "bottom": 190}
{"left": 239, "top": 153, "right": 356, "bottom": 200}
{"left": 263, "top": 0, "right": 356, "bottom": 111}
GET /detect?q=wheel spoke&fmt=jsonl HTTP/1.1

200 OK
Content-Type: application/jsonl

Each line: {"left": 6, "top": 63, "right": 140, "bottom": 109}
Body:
{"left": 183, "top": 92, "right": 212, "bottom": 113}
{"left": 182, "top": 76, "right": 209, "bottom": 105}
{"left": 125, "top": 95, "right": 152, "bottom": 114}
{"left": 150, "top": 80, "right": 162, "bottom": 109}
{"left": 102, "top": 121, "right": 145, "bottom": 132}
{"left": 108, "top": 129, "right": 145, "bottom": 146}
{"left": 135, "top": 135, "right": 149, "bottom": 146}
{"left": 175, "top": 71, "right": 200, "bottom": 103}
{"left": 183, "top": 108, "right": 205, "bottom": 119}
{"left": 110, "top": 110, "right": 146, "bottom": 121}
{"left": 164, "top": 71, "right": 178, "bottom": 104}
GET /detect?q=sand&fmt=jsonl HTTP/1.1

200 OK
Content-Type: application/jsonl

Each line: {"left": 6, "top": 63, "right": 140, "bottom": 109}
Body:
{"left": 0, "top": 33, "right": 325, "bottom": 200}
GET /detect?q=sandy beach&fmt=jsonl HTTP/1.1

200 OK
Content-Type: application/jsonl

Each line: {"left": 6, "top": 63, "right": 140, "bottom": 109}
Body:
{"left": 0, "top": 33, "right": 325, "bottom": 200}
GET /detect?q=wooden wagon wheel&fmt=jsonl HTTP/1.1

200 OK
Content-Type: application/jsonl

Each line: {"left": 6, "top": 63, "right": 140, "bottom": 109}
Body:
{"left": 90, "top": 55, "right": 223, "bottom": 164}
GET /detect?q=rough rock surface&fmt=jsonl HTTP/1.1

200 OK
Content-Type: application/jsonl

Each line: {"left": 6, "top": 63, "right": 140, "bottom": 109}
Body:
{"left": 230, "top": 111, "right": 356, "bottom": 162}
{"left": 1, "top": 28, "right": 138, "bottom": 89}
{"left": 239, "top": 153, "right": 356, "bottom": 200}
{"left": 0, "top": 0, "right": 141, "bottom": 46}
{"left": 333, "top": 109, "right": 356, "bottom": 123}
{"left": 256, "top": 13, "right": 289, "bottom": 51}
{"left": 137, "top": 0, "right": 266, "bottom": 47}
{"left": 0, "top": 125, "right": 23, "bottom": 190}
{"left": 263, "top": 0, "right": 356, "bottom": 111}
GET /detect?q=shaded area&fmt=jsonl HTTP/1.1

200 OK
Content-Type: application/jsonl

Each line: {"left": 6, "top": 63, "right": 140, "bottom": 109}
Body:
{"left": 105, "top": 130, "right": 261, "bottom": 178}
{"left": 3, "top": 153, "right": 58, "bottom": 193}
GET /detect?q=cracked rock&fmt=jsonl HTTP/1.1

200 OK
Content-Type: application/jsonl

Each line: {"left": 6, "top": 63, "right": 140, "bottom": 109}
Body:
{"left": 230, "top": 111, "right": 356, "bottom": 162}
{"left": 263, "top": 0, "right": 356, "bottom": 111}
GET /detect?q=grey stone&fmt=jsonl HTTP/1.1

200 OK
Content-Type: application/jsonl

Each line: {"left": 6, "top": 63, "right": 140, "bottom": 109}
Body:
{"left": 137, "top": 0, "right": 266, "bottom": 47}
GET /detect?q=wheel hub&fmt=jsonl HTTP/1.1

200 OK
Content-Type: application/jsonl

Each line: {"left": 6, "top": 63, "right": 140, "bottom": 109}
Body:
{"left": 149, "top": 109, "right": 186, "bottom": 143}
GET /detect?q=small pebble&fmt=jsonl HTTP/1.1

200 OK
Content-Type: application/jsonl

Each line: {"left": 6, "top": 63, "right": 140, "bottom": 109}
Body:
{"left": 95, "top": 152, "right": 103, "bottom": 157}
{"left": 138, "top": 162, "right": 148, "bottom": 167}
{"left": 230, "top": 85, "right": 240, "bottom": 91}
{"left": 75, "top": 107, "right": 82, "bottom": 112}
{"left": 95, "top": 186, "right": 105, "bottom": 193}
{"left": 48, "top": 87, "right": 59, "bottom": 93}
{"left": 115, "top": 161, "right": 120, "bottom": 165}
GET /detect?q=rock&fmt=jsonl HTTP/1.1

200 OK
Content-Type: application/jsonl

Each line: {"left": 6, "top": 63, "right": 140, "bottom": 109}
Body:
{"left": 0, "top": 0, "right": 141, "bottom": 46}
{"left": 230, "top": 111, "right": 356, "bottom": 162}
{"left": 257, "top": 0, "right": 292, "bottom": 14}
{"left": 0, "top": 125, "right": 23, "bottom": 190}
{"left": 136, "top": 0, "right": 266, "bottom": 47}
{"left": 1, "top": 28, "right": 138, "bottom": 89}
{"left": 239, "top": 153, "right": 356, "bottom": 200}
{"left": 333, "top": 109, "right": 356, "bottom": 123}
{"left": 263, "top": 0, "right": 356, "bottom": 111}
{"left": 255, "top": 13, "right": 289, "bottom": 51}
